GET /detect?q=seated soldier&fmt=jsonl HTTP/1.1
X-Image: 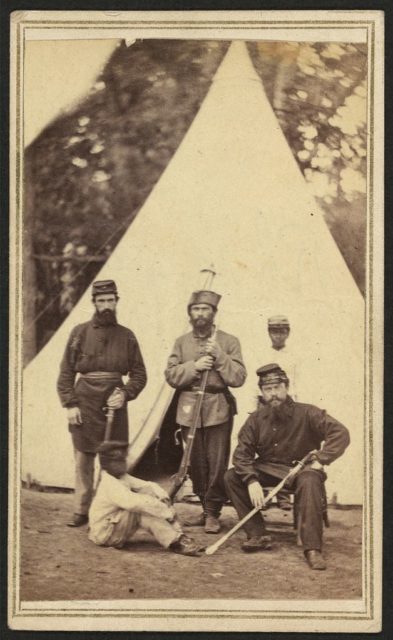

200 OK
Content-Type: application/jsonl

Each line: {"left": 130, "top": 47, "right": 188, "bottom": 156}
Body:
{"left": 224, "top": 364, "right": 350, "bottom": 570}
{"left": 263, "top": 315, "right": 297, "bottom": 511}
{"left": 88, "top": 441, "right": 203, "bottom": 557}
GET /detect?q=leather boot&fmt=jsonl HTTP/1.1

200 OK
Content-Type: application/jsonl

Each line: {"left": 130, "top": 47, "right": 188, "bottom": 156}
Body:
{"left": 241, "top": 535, "right": 273, "bottom": 552}
{"left": 67, "top": 514, "right": 88, "bottom": 527}
{"left": 305, "top": 550, "right": 326, "bottom": 570}
{"left": 170, "top": 535, "right": 205, "bottom": 557}
{"left": 183, "top": 512, "right": 206, "bottom": 527}
{"left": 204, "top": 515, "right": 221, "bottom": 534}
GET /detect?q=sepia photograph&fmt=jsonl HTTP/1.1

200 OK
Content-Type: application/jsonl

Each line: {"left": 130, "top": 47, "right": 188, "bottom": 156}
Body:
{"left": 9, "top": 10, "right": 383, "bottom": 633}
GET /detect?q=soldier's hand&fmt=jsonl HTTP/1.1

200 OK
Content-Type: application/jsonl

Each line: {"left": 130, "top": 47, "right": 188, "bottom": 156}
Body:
{"left": 142, "top": 495, "right": 176, "bottom": 521}
{"left": 205, "top": 338, "right": 222, "bottom": 359}
{"left": 141, "top": 482, "right": 170, "bottom": 502}
{"left": 310, "top": 459, "right": 324, "bottom": 471}
{"left": 151, "top": 483, "right": 171, "bottom": 503}
{"left": 67, "top": 407, "right": 82, "bottom": 426}
{"left": 195, "top": 355, "right": 214, "bottom": 371}
{"left": 248, "top": 481, "right": 265, "bottom": 510}
{"left": 307, "top": 449, "right": 324, "bottom": 471}
{"left": 107, "top": 388, "right": 126, "bottom": 409}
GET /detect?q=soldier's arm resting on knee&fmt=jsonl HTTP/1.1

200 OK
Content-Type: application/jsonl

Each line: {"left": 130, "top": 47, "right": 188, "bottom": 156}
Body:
{"left": 309, "top": 407, "right": 350, "bottom": 465}
{"left": 106, "top": 475, "right": 175, "bottom": 520}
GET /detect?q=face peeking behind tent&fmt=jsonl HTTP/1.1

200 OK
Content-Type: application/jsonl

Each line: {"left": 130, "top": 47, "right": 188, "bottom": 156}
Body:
{"left": 57, "top": 279, "right": 147, "bottom": 528}
{"left": 164, "top": 290, "right": 247, "bottom": 534}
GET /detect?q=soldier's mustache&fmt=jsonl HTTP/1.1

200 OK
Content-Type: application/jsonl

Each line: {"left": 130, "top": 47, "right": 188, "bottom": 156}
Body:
{"left": 191, "top": 317, "right": 212, "bottom": 327}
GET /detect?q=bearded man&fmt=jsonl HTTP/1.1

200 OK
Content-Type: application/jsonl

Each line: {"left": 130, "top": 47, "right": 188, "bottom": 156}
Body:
{"left": 57, "top": 280, "right": 147, "bottom": 527}
{"left": 165, "top": 290, "right": 247, "bottom": 534}
{"left": 224, "top": 363, "right": 350, "bottom": 570}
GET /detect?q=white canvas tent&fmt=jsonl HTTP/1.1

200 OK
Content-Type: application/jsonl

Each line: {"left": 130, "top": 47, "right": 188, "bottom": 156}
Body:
{"left": 22, "top": 41, "right": 365, "bottom": 504}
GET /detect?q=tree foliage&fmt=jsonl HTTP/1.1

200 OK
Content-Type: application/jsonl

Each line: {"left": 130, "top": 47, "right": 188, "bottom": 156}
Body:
{"left": 26, "top": 40, "right": 229, "bottom": 350}
{"left": 25, "top": 39, "right": 367, "bottom": 355}
{"left": 249, "top": 41, "right": 367, "bottom": 293}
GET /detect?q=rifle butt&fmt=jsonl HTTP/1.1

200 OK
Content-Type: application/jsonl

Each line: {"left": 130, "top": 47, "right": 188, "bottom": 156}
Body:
{"left": 167, "top": 475, "right": 184, "bottom": 502}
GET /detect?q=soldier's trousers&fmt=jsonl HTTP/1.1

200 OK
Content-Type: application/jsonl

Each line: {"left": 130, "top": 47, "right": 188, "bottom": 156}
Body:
{"left": 224, "top": 466, "right": 326, "bottom": 551}
{"left": 181, "top": 421, "right": 232, "bottom": 517}
{"left": 74, "top": 448, "right": 96, "bottom": 515}
{"left": 93, "top": 511, "right": 182, "bottom": 550}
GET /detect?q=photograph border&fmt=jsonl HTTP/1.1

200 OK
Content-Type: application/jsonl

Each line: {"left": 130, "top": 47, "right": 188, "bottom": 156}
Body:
{"left": 8, "top": 9, "right": 384, "bottom": 633}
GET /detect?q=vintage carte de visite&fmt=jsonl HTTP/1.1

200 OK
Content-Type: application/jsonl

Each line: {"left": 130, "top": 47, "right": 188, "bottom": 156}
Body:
{"left": 9, "top": 10, "right": 383, "bottom": 633}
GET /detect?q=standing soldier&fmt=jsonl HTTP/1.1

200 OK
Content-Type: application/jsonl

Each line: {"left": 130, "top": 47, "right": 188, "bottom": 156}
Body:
{"left": 165, "top": 290, "right": 247, "bottom": 534}
{"left": 57, "top": 280, "right": 147, "bottom": 527}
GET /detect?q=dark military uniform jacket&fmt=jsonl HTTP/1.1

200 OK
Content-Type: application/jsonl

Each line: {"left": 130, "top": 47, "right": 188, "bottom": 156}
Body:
{"left": 232, "top": 397, "right": 350, "bottom": 485}
{"left": 165, "top": 329, "right": 247, "bottom": 427}
{"left": 57, "top": 314, "right": 147, "bottom": 452}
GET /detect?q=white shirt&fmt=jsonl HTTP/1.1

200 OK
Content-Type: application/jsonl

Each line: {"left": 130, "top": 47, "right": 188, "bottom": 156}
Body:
{"left": 88, "top": 472, "right": 173, "bottom": 546}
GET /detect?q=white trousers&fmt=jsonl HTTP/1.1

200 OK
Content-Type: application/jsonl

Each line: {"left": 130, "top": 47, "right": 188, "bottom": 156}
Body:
{"left": 104, "top": 509, "right": 182, "bottom": 549}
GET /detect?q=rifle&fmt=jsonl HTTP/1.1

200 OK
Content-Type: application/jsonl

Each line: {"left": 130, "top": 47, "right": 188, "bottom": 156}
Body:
{"left": 205, "top": 450, "right": 315, "bottom": 555}
{"left": 167, "top": 328, "right": 218, "bottom": 501}
{"left": 167, "top": 265, "right": 217, "bottom": 501}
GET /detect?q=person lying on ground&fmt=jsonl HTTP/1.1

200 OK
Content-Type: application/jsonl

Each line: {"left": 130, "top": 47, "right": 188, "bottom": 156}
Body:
{"left": 88, "top": 441, "right": 204, "bottom": 557}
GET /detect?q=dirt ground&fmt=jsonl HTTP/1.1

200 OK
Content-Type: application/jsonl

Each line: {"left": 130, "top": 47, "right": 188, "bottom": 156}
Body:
{"left": 19, "top": 488, "right": 363, "bottom": 602}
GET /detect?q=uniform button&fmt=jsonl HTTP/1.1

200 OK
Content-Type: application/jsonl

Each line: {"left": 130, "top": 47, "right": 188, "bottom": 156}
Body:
{"left": 274, "top": 443, "right": 277, "bottom": 447}
{"left": 273, "top": 428, "right": 276, "bottom": 432}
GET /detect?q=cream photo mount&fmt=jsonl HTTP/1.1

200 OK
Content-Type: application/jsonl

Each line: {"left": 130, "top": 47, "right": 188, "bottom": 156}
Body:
{"left": 9, "top": 10, "right": 383, "bottom": 633}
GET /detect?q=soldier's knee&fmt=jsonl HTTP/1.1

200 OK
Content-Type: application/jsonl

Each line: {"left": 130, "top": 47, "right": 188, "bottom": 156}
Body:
{"left": 224, "top": 468, "right": 237, "bottom": 489}
{"left": 297, "top": 468, "right": 325, "bottom": 486}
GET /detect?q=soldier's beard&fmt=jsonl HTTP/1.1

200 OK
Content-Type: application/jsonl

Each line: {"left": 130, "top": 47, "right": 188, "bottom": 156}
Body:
{"left": 266, "top": 399, "right": 287, "bottom": 422}
{"left": 190, "top": 317, "right": 214, "bottom": 334}
{"left": 96, "top": 308, "right": 117, "bottom": 326}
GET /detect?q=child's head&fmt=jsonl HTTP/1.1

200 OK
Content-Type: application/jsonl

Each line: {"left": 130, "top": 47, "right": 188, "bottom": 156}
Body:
{"left": 98, "top": 441, "right": 129, "bottom": 478}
